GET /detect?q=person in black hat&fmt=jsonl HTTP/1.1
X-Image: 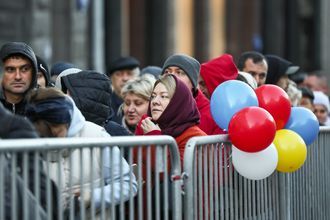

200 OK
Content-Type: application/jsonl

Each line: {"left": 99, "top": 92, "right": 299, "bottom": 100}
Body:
{"left": 265, "top": 54, "right": 302, "bottom": 106}
{"left": 106, "top": 56, "right": 140, "bottom": 123}
{"left": 265, "top": 54, "right": 300, "bottom": 91}
{"left": 0, "top": 41, "right": 38, "bottom": 115}
{"left": 36, "top": 55, "right": 53, "bottom": 87}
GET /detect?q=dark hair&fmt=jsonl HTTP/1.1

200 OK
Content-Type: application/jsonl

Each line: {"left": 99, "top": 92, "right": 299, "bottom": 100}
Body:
{"left": 299, "top": 87, "right": 314, "bottom": 101}
{"left": 237, "top": 51, "right": 266, "bottom": 70}
{"left": 236, "top": 74, "right": 248, "bottom": 84}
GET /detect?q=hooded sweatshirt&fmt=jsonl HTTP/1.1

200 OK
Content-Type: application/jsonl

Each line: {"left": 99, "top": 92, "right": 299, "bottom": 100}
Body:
{"left": 36, "top": 55, "right": 53, "bottom": 87}
{"left": 0, "top": 42, "right": 38, "bottom": 115}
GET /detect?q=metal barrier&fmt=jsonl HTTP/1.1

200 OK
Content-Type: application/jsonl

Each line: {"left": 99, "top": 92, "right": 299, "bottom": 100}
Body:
{"left": 183, "top": 127, "right": 330, "bottom": 220}
{"left": 288, "top": 127, "right": 330, "bottom": 220}
{"left": 0, "top": 135, "right": 182, "bottom": 220}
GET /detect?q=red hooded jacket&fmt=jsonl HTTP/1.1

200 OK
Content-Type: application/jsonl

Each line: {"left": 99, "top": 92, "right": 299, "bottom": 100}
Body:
{"left": 200, "top": 54, "right": 238, "bottom": 97}
{"left": 195, "top": 89, "right": 225, "bottom": 135}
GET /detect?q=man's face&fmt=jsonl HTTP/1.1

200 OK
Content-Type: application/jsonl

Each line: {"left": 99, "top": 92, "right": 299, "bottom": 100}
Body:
{"left": 110, "top": 69, "right": 136, "bottom": 97}
{"left": 198, "top": 75, "right": 210, "bottom": 99}
{"left": 37, "top": 71, "right": 46, "bottom": 88}
{"left": 2, "top": 56, "right": 33, "bottom": 101}
{"left": 299, "top": 97, "right": 314, "bottom": 111}
{"left": 302, "top": 75, "right": 322, "bottom": 91}
{"left": 243, "top": 58, "right": 268, "bottom": 87}
{"left": 163, "top": 66, "right": 193, "bottom": 91}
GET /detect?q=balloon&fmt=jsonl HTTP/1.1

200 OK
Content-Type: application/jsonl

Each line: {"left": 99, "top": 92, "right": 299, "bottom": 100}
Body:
{"left": 285, "top": 107, "right": 319, "bottom": 145}
{"left": 255, "top": 85, "right": 291, "bottom": 130}
{"left": 273, "top": 129, "right": 307, "bottom": 173}
{"left": 210, "top": 80, "right": 258, "bottom": 130}
{"left": 228, "top": 107, "right": 276, "bottom": 152}
{"left": 232, "top": 144, "right": 278, "bottom": 180}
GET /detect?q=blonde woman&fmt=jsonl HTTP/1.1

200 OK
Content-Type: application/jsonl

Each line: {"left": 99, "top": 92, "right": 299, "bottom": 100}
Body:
{"left": 121, "top": 74, "right": 156, "bottom": 134}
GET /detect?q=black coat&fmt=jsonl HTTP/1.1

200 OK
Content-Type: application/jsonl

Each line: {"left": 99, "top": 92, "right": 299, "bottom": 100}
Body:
{"left": 0, "top": 89, "right": 28, "bottom": 115}
{"left": 0, "top": 103, "right": 58, "bottom": 219}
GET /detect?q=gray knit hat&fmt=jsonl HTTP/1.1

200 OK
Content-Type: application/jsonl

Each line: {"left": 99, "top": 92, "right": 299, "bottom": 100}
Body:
{"left": 162, "top": 54, "right": 200, "bottom": 91}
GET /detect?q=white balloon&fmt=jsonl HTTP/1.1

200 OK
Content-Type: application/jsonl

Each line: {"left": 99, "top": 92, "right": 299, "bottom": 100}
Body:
{"left": 232, "top": 144, "right": 278, "bottom": 180}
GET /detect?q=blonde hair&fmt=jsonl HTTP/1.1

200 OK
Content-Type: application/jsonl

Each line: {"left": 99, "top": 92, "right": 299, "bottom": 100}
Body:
{"left": 154, "top": 74, "right": 176, "bottom": 99}
{"left": 121, "top": 74, "right": 156, "bottom": 101}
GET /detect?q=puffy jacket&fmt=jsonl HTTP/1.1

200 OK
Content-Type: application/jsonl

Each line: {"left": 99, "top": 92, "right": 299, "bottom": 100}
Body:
{"left": 60, "top": 70, "right": 112, "bottom": 126}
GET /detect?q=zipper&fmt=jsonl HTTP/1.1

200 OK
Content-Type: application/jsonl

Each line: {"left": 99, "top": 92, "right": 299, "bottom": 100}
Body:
{"left": 12, "top": 103, "right": 15, "bottom": 113}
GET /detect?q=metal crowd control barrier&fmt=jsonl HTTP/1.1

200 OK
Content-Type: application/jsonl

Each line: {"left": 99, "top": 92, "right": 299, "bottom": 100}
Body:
{"left": 183, "top": 127, "right": 330, "bottom": 220}
{"left": 0, "top": 135, "right": 182, "bottom": 220}
{"left": 287, "top": 127, "right": 330, "bottom": 220}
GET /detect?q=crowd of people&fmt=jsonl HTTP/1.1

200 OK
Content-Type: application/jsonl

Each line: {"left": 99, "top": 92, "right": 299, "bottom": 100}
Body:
{"left": 0, "top": 41, "right": 329, "bottom": 218}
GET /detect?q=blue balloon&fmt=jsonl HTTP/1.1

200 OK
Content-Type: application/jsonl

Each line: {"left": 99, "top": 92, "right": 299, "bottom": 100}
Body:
{"left": 210, "top": 80, "right": 259, "bottom": 130}
{"left": 285, "top": 107, "right": 319, "bottom": 145}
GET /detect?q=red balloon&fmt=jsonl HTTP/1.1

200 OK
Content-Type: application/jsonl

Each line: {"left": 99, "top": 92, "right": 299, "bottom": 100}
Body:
{"left": 228, "top": 107, "right": 276, "bottom": 152}
{"left": 255, "top": 85, "right": 291, "bottom": 130}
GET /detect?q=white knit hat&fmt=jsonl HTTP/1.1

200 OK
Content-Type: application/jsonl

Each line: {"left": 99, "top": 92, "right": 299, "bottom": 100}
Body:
{"left": 313, "top": 91, "right": 330, "bottom": 112}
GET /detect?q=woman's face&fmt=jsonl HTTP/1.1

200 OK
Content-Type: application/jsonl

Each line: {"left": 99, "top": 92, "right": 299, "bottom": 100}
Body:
{"left": 150, "top": 83, "right": 171, "bottom": 121}
{"left": 314, "top": 104, "right": 328, "bottom": 125}
{"left": 123, "top": 93, "right": 149, "bottom": 127}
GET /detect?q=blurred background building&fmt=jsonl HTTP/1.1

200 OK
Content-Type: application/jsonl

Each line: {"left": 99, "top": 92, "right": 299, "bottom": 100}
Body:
{"left": 0, "top": 0, "right": 328, "bottom": 77}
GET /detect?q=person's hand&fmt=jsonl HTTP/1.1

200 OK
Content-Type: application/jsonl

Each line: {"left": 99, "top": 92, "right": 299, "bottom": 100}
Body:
{"left": 73, "top": 189, "right": 91, "bottom": 209}
{"left": 141, "top": 117, "right": 161, "bottom": 134}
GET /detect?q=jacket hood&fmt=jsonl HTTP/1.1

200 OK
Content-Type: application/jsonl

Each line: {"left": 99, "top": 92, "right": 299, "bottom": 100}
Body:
{"left": 200, "top": 54, "right": 238, "bottom": 97}
{"left": 36, "top": 55, "right": 53, "bottom": 87}
{"left": 0, "top": 42, "right": 38, "bottom": 90}
{"left": 55, "top": 67, "right": 82, "bottom": 90}
{"left": 61, "top": 70, "right": 113, "bottom": 126}
{"left": 67, "top": 97, "right": 86, "bottom": 137}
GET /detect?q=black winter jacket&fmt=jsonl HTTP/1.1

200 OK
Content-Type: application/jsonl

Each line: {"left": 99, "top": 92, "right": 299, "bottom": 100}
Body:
{"left": 0, "top": 103, "right": 58, "bottom": 219}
